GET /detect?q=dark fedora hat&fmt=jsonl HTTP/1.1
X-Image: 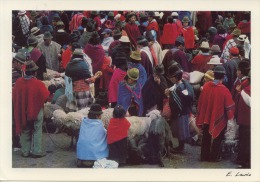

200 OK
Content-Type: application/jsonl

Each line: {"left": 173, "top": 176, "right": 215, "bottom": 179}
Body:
{"left": 153, "top": 64, "right": 165, "bottom": 75}
{"left": 25, "top": 60, "right": 39, "bottom": 72}
{"left": 13, "top": 52, "right": 27, "bottom": 64}
{"left": 43, "top": 31, "right": 53, "bottom": 39}
{"left": 213, "top": 65, "right": 226, "bottom": 74}
{"left": 89, "top": 104, "right": 103, "bottom": 115}
{"left": 27, "top": 35, "right": 38, "bottom": 45}
{"left": 168, "top": 64, "right": 182, "bottom": 77}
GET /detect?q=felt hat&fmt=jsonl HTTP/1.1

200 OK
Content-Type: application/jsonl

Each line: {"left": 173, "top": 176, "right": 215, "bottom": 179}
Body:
{"left": 13, "top": 52, "right": 27, "bottom": 64}
{"left": 130, "top": 51, "right": 141, "bottom": 61}
{"left": 175, "top": 36, "right": 185, "bottom": 45}
{"left": 25, "top": 60, "right": 39, "bottom": 72}
{"left": 168, "top": 64, "right": 182, "bottom": 77}
{"left": 153, "top": 64, "right": 165, "bottom": 75}
{"left": 18, "top": 10, "right": 26, "bottom": 16}
{"left": 139, "top": 12, "right": 147, "bottom": 18}
{"left": 43, "top": 31, "right": 53, "bottom": 39}
{"left": 56, "top": 20, "right": 64, "bottom": 26}
{"left": 113, "top": 29, "right": 122, "bottom": 37}
{"left": 208, "top": 27, "right": 217, "bottom": 35}
{"left": 171, "top": 12, "right": 179, "bottom": 17}
{"left": 200, "top": 41, "right": 210, "bottom": 49}
{"left": 27, "top": 35, "right": 38, "bottom": 45}
{"left": 148, "top": 11, "right": 155, "bottom": 17}
{"left": 137, "top": 36, "right": 148, "bottom": 45}
{"left": 89, "top": 104, "right": 103, "bottom": 115}
{"left": 127, "top": 68, "right": 139, "bottom": 80}
{"left": 127, "top": 12, "right": 136, "bottom": 19}
{"left": 231, "top": 28, "right": 241, "bottom": 36}
{"left": 101, "top": 28, "right": 112, "bottom": 35}
{"left": 73, "top": 48, "right": 84, "bottom": 56}
{"left": 238, "top": 60, "right": 250, "bottom": 71}
{"left": 30, "top": 11, "right": 38, "bottom": 17}
{"left": 91, "top": 11, "right": 99, "bottom": 15}
{"left": 119, "top": 36, "right": 130, "bottom": 43}
{"left": 204, "top": 70, "right": 214, "bottom": 81}
{"left": 182, "top": 16, "right": 190, "bottom": 23}
{"left": 52, "top": 14, "right": 61, "bottom": 22}
{"left": 229, "top": 47, "right": 239, "bottom": 55}
{"left": 108, "top": 11, "right": 114, "bottom": 17}
{"left": 213, "top": 65, "right": 226, "bottom": 74}
{"left": 69, "top": 33, "right": 79, "bottom": 43}
{"left": 31, "top": 27, "right": 40, "bottom": 35}
{"left": 207, "top": 55, "right": 222, "bottom": 65}
{"left": 237, "top": 34, "right": 247, "bottom": 42}
{"left": 210, "top": 45, "right": 221, "bottom": 53}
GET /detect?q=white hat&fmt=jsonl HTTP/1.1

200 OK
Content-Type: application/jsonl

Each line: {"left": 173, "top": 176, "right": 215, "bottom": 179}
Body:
{"left": 237, "top": 34, "right": 247, "bottom": 42}
{"left": 207, "top": 55, "right": 222, "bottom": 65}
{"left": 119, "top": 36, "right": 130, "bottom": 43}
{"left": 73, "top": 48, "right": 84, "bottom": 55}
{"left": 18, "top": 10, "right": 26, "bottom": 16}
{"left": 171, "top": 12, "right": 179, "bottom": 17}
{"left": 154, "top": 12, "right": 160, "bottom": 17}
{"left": 200, "top": 41, "right": 210, "bottom": 49}
{"left": 30, "top": 27, "right": 40, "bottom": 35}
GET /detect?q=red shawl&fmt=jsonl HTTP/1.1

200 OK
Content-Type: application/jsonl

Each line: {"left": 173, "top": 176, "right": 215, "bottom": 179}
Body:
{"left": 125, "top": 23, "right": 141, "bottom": 48}
{"left": 13, "top": 77, "right": 49, "bottom": 135}
{"left": 196, "top": 81, "right": 235, "bottom": 139}
{"left": 108, "top": 68, "right": 127, "bottom": 103}
{"left": 107, "top": 117, "right": 131, "bottom": 144}
{"left": 179, "top": 26, "right": 195, "bottom": 49}
{"left": 99, "top": 56, "right": 114, "bottom": 90}
{"left": 238, "top": 21, "right": 251, "bottom": 34}
{"left": 61, "top": 45, "right": 72, "bottom": 69}
{"left": 69, "top": 13, "right": 85, "bottom": 33}
{"left": 191, "top": 54, "right": 212, "bottom": 73}
{"left": 30, "top": 48, "right": 42, "bottom": 63}
{"left": 147, "top": 20, "right": 160, "bottom": 43}
{"left": 160, "top": 23, "right": 178, "bottom": 45}
{"left": 84, "top": 44, "right": 105, "bottom": 74}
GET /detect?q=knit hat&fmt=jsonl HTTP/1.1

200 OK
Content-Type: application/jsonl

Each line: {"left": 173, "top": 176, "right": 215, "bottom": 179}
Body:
{"left": 153, "top": 64, "right": 165, "bottom": 75}
{"left": 213, "top": 65, "right": 226, "bottom": 74}
{"left": 18, "top": 10, "right": 26, "bottom": 16}
{"left": 168, "top": 64, "right": 182, "bottom": 77}
{"left": 229, "top": 47, "right": 239, "bottom": 55}
{"left": 31, "top": 27, "right": 40, "bottom": 35}
{"left": 182, "top": 16, "right": 190, "bottom": 23}
{"left": 130, "top": 51, "right": 141, "bottom": 61}
{"left": 231, "top": 28, "right": 241, "bottom": 36}
{"left": 204, "top": 70, "right": 214, "bottom": 81}
{"left": 238, "top": 60, "right": 250, "bottom": 71}
{"left": 207, "top": 55, "right": 222, "bottom": 65}
{"left": 27, "top": 35, "right": 38, "bottom": 45}
{"left": 119, "top": 36, "right": 130, "bottom": 43}
{"left": 89, "top": 104, "right": 103, "bottom": 115}
{"left": 200, "top": 41, "right": 210, "bottom": 49}
{"left": 13, "top": 52, "right": 27, "bottom": 64}
{"left": 127, "top": 68, "right": 139, "bottom": 80}
{"left": 237, "top": 34, "right": 247, "bottom": 42}
{"left": 210, "top": 45, "right": 221, "bottom": 53}
{"left": 43, "top": 31, "right": 53, "bottom": 39}
{"left": 25, "top": 60, "right": 39, "bottom": 71}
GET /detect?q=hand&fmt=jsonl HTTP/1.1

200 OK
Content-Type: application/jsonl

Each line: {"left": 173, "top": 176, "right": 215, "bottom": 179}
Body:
{"left": 236, "top": 85, "right": 241, "bottom": 92}
{"left": 164, "top": 88, "right": 170, "bottom": 97}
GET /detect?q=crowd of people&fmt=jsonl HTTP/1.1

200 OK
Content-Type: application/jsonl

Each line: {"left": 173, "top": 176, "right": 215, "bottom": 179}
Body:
{"left": 12, "top": 10, "right": 251, "bottom": 168}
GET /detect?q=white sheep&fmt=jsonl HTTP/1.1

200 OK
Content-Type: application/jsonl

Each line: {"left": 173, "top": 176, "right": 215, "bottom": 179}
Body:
{"left": 52, "top": 109, "right": 67, "bottom": 127}
{"left": 42, "top": 77, "right": 65, "bottom": 89}
{"left": 126, "top": 109, "right": 161, "bottom": 139}
{"left": 43, "top": 69, "right": 60, "bottom": 80}
{"left": 44, "top": 103, "right": 63, "bottom": 121}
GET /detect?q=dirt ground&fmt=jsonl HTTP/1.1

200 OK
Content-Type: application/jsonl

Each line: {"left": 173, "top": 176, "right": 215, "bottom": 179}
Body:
{"left": 12, "top": 131, "right": 238, "bottom": 169}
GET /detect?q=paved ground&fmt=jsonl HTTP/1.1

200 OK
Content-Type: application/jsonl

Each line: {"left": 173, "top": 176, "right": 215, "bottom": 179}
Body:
{"left": 12, "top": 132, "right": 238, "bottom": 169}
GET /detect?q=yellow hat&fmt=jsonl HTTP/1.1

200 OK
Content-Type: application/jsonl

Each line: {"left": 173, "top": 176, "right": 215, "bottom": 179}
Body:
{"left": 204, "top": 70, "right": 214, "bottom": 81}
{"left": 127, "top": 68, "right": 139, "bottom": 80}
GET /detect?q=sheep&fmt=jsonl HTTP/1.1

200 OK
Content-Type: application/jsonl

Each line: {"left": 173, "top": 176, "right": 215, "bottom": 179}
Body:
{"left": 44, "top": 103, "right": 63, "bottom": 121}
{"left": 55, "top": 95, "right": 67, "bottom": 111}
{"left": 43, "top": 69, "right": 60, "bottom": 80}
{"left": 42, "top": 77, "right": 65, "bottom": 89}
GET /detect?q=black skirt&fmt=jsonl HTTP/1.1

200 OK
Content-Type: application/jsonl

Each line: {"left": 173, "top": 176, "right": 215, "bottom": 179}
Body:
{"left": 108, "top": 137, "right": 128, "bottom": 165}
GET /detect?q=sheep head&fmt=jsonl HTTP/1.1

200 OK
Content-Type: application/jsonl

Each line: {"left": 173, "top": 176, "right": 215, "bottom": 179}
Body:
{"left": 146, "top": 109, "right": 161, "bottom": 121}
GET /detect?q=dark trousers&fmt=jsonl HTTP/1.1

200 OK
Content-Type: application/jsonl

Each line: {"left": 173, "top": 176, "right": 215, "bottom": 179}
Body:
{"left": 237, "top": 125, "right": 251, "bottom": 168}
{"left": 201, "top": 124, "right": 225, "bottom": 161}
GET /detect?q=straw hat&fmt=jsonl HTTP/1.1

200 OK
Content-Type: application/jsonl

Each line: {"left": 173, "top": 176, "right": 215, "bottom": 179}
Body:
{"left": 130, "top": 51, "right": 141, "bottom": 61}
{"left": 119, "top": 36, "right": 130, "bottom": 43}
{"left": 204, "top": 70, "right": 214, "bottom": 81}
{"left": 207, "top": 55, "right": 222, "bottom": 65}
{"left": 127, "top": 68, "right": 139, "bottom": 80}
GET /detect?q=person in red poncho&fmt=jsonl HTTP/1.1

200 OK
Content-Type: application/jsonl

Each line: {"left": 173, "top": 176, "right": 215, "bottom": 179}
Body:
{"left": 160, "top": 16, "right": 178, "bottom": 50}
{"left": 107, "top": 105, "right": 131, "bottom": 166}
{"left": 178, "top": 16, "right": 195, "bottom": 53}
{"left": 147, "top": 11, "right": 160, "bottom": 43}
{"left": 124, "top": 12, "right": 141, "bottom": 50}
{"left": 13, "top": 60, "right": 49, "bottom": 158}
{"left": 196, "top": 65, "right": 235, "bottom": 162}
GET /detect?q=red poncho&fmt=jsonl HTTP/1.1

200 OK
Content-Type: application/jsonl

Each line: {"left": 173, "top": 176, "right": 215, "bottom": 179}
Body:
{"left": 124, "top": 22, "right": 141, "bottom": 48}
{"left": 61, "top": 45, "right": 72, "bottom": 69}
{"left": 160, "top": 23, "right": 178, "bottom": 45}
{"left": 191, "top": 54, "right": 212, "bottom": 73}
{"left": 147, "top": 20, "right": 160, "bottom": 43}
{"left": 107, "top": 117, "right": 131, "bottom": 144}
{"left": 196, "top": 81, "right": 235, "bottom": 139}
{"left": 84, "top": 44, "right": 105, "bottom": 74}
{"left": 13, "top": 77, "right": 49, "bottom": 135}
{"left": 179, "top": 26, "right": 195, "bottom": 49}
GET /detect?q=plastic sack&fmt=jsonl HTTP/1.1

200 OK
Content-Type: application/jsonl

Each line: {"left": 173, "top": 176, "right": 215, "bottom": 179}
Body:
{"left": 93, "top": 158, "right": 119, "bottom": 168}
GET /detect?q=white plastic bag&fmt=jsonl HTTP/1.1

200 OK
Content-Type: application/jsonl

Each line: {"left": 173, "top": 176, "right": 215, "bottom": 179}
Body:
{"left": 93, "top": 158, "right": 119, "bottom": 168}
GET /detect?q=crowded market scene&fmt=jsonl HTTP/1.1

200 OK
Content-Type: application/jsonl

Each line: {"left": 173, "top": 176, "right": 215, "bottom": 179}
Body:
{"left": 11, "top": 10, "right": 251, "bottom": 169}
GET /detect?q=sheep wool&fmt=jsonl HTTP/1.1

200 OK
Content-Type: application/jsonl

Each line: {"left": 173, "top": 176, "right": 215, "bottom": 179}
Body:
{"left": 43, "top": 69, "right": 59, "bottom": 80}
{"left": 52, "top": 109, "right": 67, "bottom": 127}
{"left": 66, "top": 112, "right": 84, "bottom": 130}
{"left": 44, "top": 103, "right": 63, "bottom": 121}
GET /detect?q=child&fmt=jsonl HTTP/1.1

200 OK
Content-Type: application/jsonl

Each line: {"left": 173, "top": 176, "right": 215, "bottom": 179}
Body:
{"left": 107, "top": 105, "right": 131, "bottom": 166}
{"left": 47, "top": 84, "right": 57, "bottom": 102}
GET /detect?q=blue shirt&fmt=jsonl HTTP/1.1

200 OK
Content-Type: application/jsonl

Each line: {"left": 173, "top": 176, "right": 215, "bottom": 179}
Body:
{"left": 77, "top": 117, "right": 109, "bottom": 160}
